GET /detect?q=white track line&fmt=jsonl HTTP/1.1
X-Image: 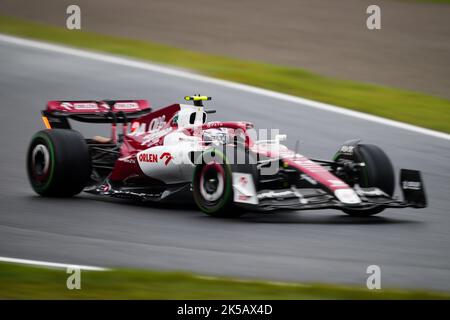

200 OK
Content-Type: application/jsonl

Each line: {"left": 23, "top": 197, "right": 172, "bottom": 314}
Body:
{"left": 0, "top": 33, "right": 449, "bottom": 141}
{"left": 0, "top": 256, "right": 108, "bottom": 271}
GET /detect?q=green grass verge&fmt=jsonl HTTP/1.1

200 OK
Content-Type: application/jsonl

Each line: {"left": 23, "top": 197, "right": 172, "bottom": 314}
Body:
{"left": 0, "top": 16, "right": 449, "bottom": 134}
{"left": 1, "top": 263, "right": 449, "bottom": 299}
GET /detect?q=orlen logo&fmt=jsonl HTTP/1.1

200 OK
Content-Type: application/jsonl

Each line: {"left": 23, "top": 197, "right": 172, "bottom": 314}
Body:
{"left": 160, "top": 152, "right": 173, "bottom": 166}
{"left": 114, "top": 102, "right": 139, "bottom": 110}
{"left": 60, "top": 102, "right": 98, "bottom": 110}
{"left": 139, "top": 153, "right": 158, "bottom": 163}
{"left": 73, "top": 103, "right": 98, "bottom": 110}
{"left": 139, "top": 152, "right": 173, "bottom": 166}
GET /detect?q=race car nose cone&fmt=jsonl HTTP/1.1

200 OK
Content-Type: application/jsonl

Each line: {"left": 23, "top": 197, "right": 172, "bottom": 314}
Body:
{"left": 334, "top": 189, "right": 361, "bottom": 204}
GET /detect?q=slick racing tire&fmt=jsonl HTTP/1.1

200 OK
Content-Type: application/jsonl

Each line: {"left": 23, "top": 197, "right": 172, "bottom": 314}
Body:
{"left": 193, "top": 147, "right": 258, "bottom": 218}
{"left": 27, "top": 129, "right": 91, "bottom": 197}
{"left": 338, "top": 144, "right": 395, "bottom": 217}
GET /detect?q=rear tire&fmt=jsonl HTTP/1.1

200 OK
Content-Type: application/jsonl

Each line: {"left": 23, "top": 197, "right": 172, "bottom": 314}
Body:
{"left": 339, "top": 144, "right": 395, "bottom": 216}
{"left": 27, "top": 129, "right": 91, "bottom": 197}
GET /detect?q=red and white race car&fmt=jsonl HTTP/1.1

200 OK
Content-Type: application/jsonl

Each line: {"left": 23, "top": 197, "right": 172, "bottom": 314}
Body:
{"left": 27, "top": 95, "right": 427, "bottom": 217}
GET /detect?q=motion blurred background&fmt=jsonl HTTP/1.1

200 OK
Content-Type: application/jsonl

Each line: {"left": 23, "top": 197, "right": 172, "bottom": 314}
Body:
{"left": 0, "top": 0, "right": 450, "bottom": 299}
{"left": 1, "top": 0, "right": 449, "bottom": 98}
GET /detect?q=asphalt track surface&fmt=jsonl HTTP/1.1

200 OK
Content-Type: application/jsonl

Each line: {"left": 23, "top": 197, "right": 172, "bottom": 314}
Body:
{"left": 0, "top": 39, "right": 449, "bottom": 291}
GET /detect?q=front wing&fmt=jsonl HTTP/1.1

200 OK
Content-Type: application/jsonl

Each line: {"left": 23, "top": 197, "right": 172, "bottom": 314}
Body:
{"left": 234, "top": 169, "right": 427, "bottom": 212}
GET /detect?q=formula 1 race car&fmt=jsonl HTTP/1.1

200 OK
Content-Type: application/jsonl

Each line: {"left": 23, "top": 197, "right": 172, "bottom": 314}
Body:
{"left": 27, "top": 95, "right": 427, "bottom": 217}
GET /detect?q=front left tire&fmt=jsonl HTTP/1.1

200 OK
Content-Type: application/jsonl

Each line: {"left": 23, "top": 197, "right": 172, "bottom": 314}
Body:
{"left": 192, "top": 148, "right": 236, "bottom": 217}
{"left": 192, "top": 146, "right": 258, "bottom": 217}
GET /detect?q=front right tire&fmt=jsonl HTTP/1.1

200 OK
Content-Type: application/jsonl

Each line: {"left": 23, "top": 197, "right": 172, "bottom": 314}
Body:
{"left": 336, "top": 143, "right": 395, "bottom": 216}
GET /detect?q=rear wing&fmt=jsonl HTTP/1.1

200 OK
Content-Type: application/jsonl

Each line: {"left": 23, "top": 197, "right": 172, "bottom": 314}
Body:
{"left": 42, "top": 100, "right": 152, "bottom": 128}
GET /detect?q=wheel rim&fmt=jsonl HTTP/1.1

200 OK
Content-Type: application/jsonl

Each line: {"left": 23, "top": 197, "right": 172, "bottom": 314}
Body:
{"left": 199, "top": 162, "right": 225, "bottom": 202}
{"left": 31, "top": 144, "right": 50, "bottom": 182}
